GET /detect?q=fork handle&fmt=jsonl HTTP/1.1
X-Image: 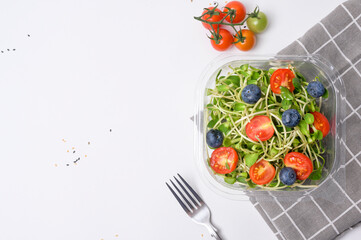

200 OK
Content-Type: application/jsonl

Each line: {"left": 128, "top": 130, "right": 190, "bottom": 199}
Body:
{"left": 205, "top": 224, "right": 222, "bottom": 240}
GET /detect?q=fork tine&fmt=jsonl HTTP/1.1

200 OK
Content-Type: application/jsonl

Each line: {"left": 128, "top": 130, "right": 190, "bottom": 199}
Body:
{"left": 170, "top": 179, "right": 195, "bottom": 211}
{"left": 177, "top": 173, "right": 204, "bottom": 204}
{"left": 166, "top": 182, "right": 190, "bottom": 214}
{"left": 174, "top": 176, "right": 199, "bottom": 207}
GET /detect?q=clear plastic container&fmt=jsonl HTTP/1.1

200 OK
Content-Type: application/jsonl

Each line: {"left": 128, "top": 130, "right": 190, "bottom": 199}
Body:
{"left": 194, "top": 54, "right": 346, "bottom": 201}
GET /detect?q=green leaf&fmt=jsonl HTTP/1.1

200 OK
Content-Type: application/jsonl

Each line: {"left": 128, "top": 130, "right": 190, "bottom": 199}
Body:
{"left": 207, "top": 119, "right": 218, "bottom": 128}
{"left": 261, "top": 86, "right": 268, "bottom": 94}
{"left": 218, "top": 124, "right": 229, "bottom": 134}
{"left": 247, "top": 180, "right": 256, "bottom": 188}
{"left": 216, "top": 69, "right": 222, "bottom": 81}
{"left": 246, "top": 142, "right": 254, "bottom": 150}
{"left": 304, "top": 113, "right": 314, "bottom": 124}
{"left": 236, "top": 177, "right": 247, "bottom": 184}
{"left": 217, "top": 85, "right": 229, "bottom": 92}
{"left": 280, "top": 86, "right": 294, "bottom": 100}
{"left": 247, "top": 79, "right": 258, "bottom": 85}
{"left": 206, "top": 88, "right": 213, "bottom": 96}
{"left": 234, "top": 102, "right": 246, "bottom": 111}
{"left": 224, "top": 177, "right": 236, "bottom": 184}
{"left": 308, "top": 169, "right": 322, "bottom": 180}
{"left": 305, "top": 105, "right": 309, "bottom": 112}
{"left": 270, "top": 148, "right": 278, "bottom": 156}
{"left": 322, "top": 88, "right": 329, "bottom": 98}
{"left": 227, "top": 75, "right": 240, "bottom": 87}
{"left": 269, "top": 68, "right": 275, "bottom": 74}
{"left": 239, "top": 172, "right": 248, "bottom": 178}
{"left": 292, "top": 77, "right": 302, "bottom": 90}
{"left": 251, "top": 144, "right": 261, "bottom": 151}
{"left": 206, "top": 103, "right": 214, "bottom": 108}
{"left": 223, "top": 137, "right": 232, "bottom": 147}
{"left": 299, "top": 120, "right": 310, "bottom": 137}
{"left": 316, "top": 130, "right": 323, "bottom": 140}
{"left": 251, "top": 72, "right": 260, "bottom": 80}
{"left": 225, "top": 161, "right": 230, "bottom": 170}
{"left": 282, "top": 99, "right": 292, "bottom": 110}
{"left": 244, "top": 153, "right": 259, "bottom": 167}
{"left": 240, "top": 64, "right": 249, "bottom": 71}
{"left": 296, "top": 72, "right": 306, "bottom": 82}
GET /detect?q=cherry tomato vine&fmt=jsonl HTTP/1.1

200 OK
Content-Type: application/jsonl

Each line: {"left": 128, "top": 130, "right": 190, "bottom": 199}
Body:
{"left": 194, "top": 4, "right": 262, "bottom": 45}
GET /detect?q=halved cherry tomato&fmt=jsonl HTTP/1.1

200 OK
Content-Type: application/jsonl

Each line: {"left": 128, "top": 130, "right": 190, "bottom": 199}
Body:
{"left": 245, "top": 115, "right": 274, "bottom": 141}
{"left": 311, "top": 111, "right": 330, "bottom": 137}
{"left": 210, "top": 147, "right": 239, "bottom": 174}
{"left": 224, "top": 1, "right": 246, "bottom": 23}
{"left": 234, "top": 29, "right": 256, "bottom": 51}
{"left": 284, "top": 152, "right": 313, "bottom": 180}
{"left": 201, "top": 7, "right": 223, "bottom": 30}
{"left": 211, "top": 29, "right": 234, "bottom": 51}
{"left": 270, "top": 69, "right": 295, "bottom": 94}
{"left": 249, "top": 160, "right": 276, "bottom": 185}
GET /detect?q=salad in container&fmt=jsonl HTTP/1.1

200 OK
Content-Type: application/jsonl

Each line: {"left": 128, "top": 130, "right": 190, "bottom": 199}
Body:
{"left": 194, "top": 54, "right": 346, "bottom": 201}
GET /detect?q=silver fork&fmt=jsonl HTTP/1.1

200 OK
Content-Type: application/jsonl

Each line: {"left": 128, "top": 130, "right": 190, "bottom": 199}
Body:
{"left": 166, "top": 174, "right": 222, "bottom": 240}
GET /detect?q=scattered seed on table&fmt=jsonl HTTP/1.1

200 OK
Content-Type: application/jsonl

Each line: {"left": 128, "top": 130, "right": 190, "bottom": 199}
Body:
{"left": 27, "top": 34, "right": 30, "bottom": 37}
{"left": 66, "top": 164, "right": 69, "bottom": 166}
{"left": 7, "top": 49, "right": 9, "bottom": 51}
{"left": 62, "top": 139, "right": 66, "bottom": 142}
{"left": 13, "top": 49, "right": 15, "bottom": 51}
{"left": 115, "top": 234, "right": 119, "bottom": 237}
{"left": 88, "top": 142, "right": 90, "bottom": 145}
{"left": 54, "top": 164, "right": 58, "bottom": 167}
{"left": 85, "top": 155, "right": 87, "bottom": 157}
{"left": 73, "top": 151, "right": 75, "bottom": 153}
{"left": 1, "top": 51, "right": 3, "bottom": 53}
{"left": 110, "top": 129, "right": 112, "bottom": 132}
{"left": 67, "top": 150, "right": 69, "bottom": 153}
{"left": 72, "top": 147, "right": 75, "bottom": 150}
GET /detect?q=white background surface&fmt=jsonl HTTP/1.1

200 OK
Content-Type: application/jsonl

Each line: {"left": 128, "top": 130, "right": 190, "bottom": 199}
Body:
{"left": 0, "top": 0, "right": 358, "bottom": 239}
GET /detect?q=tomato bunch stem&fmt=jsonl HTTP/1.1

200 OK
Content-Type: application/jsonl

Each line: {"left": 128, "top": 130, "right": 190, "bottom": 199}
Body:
{"left": 194, "top": 4, "right": 260, "bottom": 44}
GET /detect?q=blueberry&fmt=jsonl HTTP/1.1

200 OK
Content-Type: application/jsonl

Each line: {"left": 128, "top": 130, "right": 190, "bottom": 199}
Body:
{"left": 279, "top": 167, "right": 297, "bottom": 185}
{"left": 206, "top": 129, "right": 224, "bottom": 148}
{"left": 282, "top": 109, "right": 301, "bottom": 127}
{"left": 241, "top": 84, "right": 261, "bottom": 104}
{"left": 307, "top": 81, "right": 325, "bottom": 98}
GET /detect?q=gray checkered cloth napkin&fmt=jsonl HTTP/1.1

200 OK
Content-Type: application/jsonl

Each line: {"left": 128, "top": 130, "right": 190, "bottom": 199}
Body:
{"left": 249, "top": 0, "right": 361, "bottom": 239}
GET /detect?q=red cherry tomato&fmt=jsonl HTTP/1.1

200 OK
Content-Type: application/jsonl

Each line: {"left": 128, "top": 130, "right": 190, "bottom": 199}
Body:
{"left": 270, "top": 69, "right": 295, "bottom": 94}
{"left": 311, "top": 111, "right": 330, "bottom": 137}
{"left": 245, "top": 115, "right": 275, "bottom": 142}
{"left": 223, "top": 1, "right": 246, "bottom": 23}
{"left": 201, "top": 7, "right": 223, "bottom": 30}
{"left": 234, "top": 29, "right": 256, "bottom": 51}
{"left": 249, "top": 160, "right": 276, "bottom": 185}
{"left": 210, "top": 29, "right": 234, "bottom": 51}
{"left": 284, "top": 152, "right": 313, "bottom": 180}
{"left": 210, "top": 147, "right": 239, "bottom": 174}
